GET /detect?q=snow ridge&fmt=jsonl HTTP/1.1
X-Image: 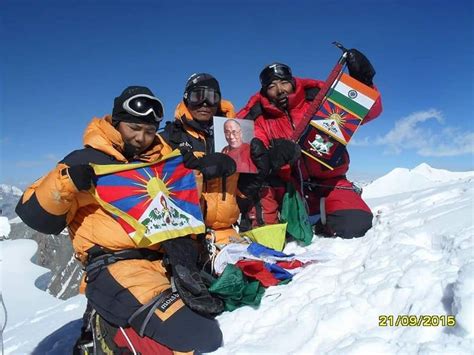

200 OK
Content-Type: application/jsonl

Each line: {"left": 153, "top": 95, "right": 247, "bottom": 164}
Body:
{"left": 363, "top": 163, "right": 474, "bottom": 198}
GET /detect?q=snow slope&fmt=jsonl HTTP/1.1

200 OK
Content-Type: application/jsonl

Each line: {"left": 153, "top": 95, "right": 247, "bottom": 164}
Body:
{"left": 1, "top": 240, "right": 86, "bottom": 354}
{"left": 1, "top": 165, "right": 473, "bottom": 354}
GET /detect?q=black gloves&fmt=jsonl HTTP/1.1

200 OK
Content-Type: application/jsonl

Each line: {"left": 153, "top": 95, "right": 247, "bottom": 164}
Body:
{"left": 346, "top": 48, "right": 376, "bottom": 86}
{"left": 237, "top": 138, "right": 270, "bottom": 200}
{"left": 249, "top": 138, "right": 271, "bottom": 177}
{"left": 180, "top": 147, "right": 236, "bottom": 181}
{"left": 237, "top": 138, "right": 301, "bottom": 200}
{"left": 269, "top": 138, "right": 301, "bottom": 171}
{"left": 162, "top": 238, "right": 224, "bottom": 317}
{"left": 237, "top": 173, "right": 263, "bottom": 201}
{"left": 67, "top": 164, "right": 94, "bottom": 191}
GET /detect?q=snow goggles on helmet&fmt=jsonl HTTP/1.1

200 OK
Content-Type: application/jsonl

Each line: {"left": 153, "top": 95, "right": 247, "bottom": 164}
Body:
{"left": 184, "top": 87, "right": 221, "bottom": 107}
{"left": 122, "top": 94, "right": 164, "bottom": 122}
{"left": 259, "top": 63, "right": 293, "bottom": 88}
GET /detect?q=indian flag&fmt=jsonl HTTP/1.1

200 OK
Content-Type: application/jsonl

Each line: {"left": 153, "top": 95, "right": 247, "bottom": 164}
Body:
{"left": 327, "top": 73, "right": 379, "bottom": 119}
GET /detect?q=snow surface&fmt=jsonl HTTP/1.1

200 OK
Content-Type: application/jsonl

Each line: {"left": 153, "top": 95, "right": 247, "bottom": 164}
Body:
{"left": 1, "top": 164, "right": 473, "bottom": 354}
{"left": 0, "top": 184, "right": 23, "bottom": 197}
{"left": 0, "top": 217, "right": 10, "bottom": 238}
{"left": 363, "top": 163, "right": 474, "bottom": 199}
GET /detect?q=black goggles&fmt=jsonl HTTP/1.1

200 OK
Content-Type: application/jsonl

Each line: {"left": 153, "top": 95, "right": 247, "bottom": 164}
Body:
{"left": 259, "top": 63, "right": 293, "bottom": 88}
{"left": 122, "top": 94, "right": 164, "bottom": 122}
{"left": 185, "top": 87, "right": 221, "bottom": 107}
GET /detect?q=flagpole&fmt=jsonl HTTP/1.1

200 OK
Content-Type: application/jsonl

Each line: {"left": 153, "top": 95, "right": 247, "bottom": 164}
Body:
{"left": 291, "top": 42, "right": 348, "bottom": 141}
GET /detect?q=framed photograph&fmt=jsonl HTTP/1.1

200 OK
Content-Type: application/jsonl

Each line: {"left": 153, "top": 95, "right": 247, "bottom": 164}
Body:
{"left": 213, "top": 116, "right": 257, "bottom": 173}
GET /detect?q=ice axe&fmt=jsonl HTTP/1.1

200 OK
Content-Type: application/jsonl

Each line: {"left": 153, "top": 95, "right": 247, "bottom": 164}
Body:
{"left": 291, "top": 41, "right": 349, "bottom": 141}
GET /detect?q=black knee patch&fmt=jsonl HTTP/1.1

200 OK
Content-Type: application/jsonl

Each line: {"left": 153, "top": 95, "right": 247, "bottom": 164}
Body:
{"left": 141, "top": 305, "right": 223, "bottom": 353}
{"left": 326, "top": 209, "right": 373, "bottom": 239}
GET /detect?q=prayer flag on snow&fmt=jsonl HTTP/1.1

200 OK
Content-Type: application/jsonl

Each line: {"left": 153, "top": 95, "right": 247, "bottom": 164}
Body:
{"left": 91, "top": 151, "right": 205, "bottom": 247}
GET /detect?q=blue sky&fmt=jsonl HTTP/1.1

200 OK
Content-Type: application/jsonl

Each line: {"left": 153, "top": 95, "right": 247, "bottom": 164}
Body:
{"left": 1, "top": 0, "right": 473, "bottom": 186}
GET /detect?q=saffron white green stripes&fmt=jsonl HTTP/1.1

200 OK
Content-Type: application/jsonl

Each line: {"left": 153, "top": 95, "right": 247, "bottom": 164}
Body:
{"left": 327, "top": 73, "right": 379, "bottom": 118}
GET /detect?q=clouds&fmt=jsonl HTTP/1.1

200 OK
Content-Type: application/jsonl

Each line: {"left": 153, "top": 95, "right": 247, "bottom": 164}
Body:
{"left": 353, "top": 109, "right": 474, "bottom": 157}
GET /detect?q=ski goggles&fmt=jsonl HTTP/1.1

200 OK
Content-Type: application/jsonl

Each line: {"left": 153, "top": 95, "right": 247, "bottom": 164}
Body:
{"left": 122, "top": 94, "right": 164, "bottom": 122}
{"left": 259, "top": 63, "right": 293, "bottom": 88}
{"left": 184, "top": 87, "right": 221, "bottom": 107}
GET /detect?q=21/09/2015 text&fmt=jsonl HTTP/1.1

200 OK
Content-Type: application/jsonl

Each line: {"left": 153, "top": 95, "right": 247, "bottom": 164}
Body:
{"left": 378, "top": 315, "right": 456, "bottom": 327}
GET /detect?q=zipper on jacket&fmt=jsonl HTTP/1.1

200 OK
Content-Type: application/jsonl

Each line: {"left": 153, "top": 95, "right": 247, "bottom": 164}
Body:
{"left": 285, "top": 109, "right": 295, "bottom": 130}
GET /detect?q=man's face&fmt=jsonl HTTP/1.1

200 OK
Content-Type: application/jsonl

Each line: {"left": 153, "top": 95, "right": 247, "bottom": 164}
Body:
{"left": 265, "top": 79, "right": 294, "bottom": 110}
{"left": 187, "top": 102, "right": 218, "bottom": 122}
{"left": 117, "top": 121, "right": 157, "bottom": 158}
{"left": 224, "top": 121, "right": 243, "bottom": 149}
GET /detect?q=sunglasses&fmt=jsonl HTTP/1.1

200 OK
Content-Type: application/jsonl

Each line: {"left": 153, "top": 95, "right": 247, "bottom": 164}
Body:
{"left": 185, "top": 87, "right": 221, "bottom": 107}
{"left": 122, "top": 94, "right": 164, "bottom": 122}
{"left": 259, "top": 63, "right": 293, "bottom": 88}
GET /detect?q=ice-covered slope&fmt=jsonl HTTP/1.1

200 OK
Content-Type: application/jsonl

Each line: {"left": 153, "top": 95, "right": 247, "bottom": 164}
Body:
{"left": 1, "top": 240, "right": 86, "bottom": 354}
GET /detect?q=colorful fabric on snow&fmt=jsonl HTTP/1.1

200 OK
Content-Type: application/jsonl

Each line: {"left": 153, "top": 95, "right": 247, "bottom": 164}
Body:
{"left": 91, "top": 150, "right": 205, "bottom": 247}
{"left": 210, "top": 243, "right": 334, "bottom": 311}
{"left": 213, "top": 242, "right": 329, "bottom": 275}
{"left": 299, "top": 73, "right": 380, "bottom": 170}
{"left": 280, "top": 183, "right": 313, "bottom": 246}
{"left": 209, "top": 264, "right": 265, "bottom": 311}
{"left": 247, "top": 242, "right": 293, "bottom": 259}
{"left": 239, "top": 223, "right": 287, "bottom": 251}
{"left": 235, "top": 260, "right": 294, "bottom": 287}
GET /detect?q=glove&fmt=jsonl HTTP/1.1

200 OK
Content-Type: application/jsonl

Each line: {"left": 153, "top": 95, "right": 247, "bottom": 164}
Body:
{"left": 237, "top": 138, "right": 271, "bottom": 200}
{"left": 67, "top": 164, "right": 94, "bottom": 191}
{"left": 249, "top": 138, "right": 270, "bottom": 177}
{"left": 268, "top": 139, "right": 301, "bottom": 171}
{"left": 346, "top": 48, "right": 376, "bottom": 86}
{"left": 180, "top": 147, "right": 236, "bottom": 180}
{"left": 162, "top": 238, "right": 224, "bottom": 317}
{"left": 238, "top": 173, "right": 264, "bottom": 201}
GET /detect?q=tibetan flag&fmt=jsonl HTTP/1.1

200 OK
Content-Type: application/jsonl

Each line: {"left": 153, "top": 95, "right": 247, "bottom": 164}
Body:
{"left": 91, "top": 150, "right": 205, "bottom": 247}
{"left": 311, "top": 100, "right": 362, "bottom": 144}
{"left": 326, "top": 73, "right": 379, "bottom": 119}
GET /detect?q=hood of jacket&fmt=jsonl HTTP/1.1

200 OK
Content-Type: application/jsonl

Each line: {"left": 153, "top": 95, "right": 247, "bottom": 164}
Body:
{"left": 82, "top": 115, "right": 172, "bottom": 163}
{"left": 241, "top": 77, "right": 323, "bottom": 118}
{"left": 173, "top": 99, "right": 235, "bottom": 140}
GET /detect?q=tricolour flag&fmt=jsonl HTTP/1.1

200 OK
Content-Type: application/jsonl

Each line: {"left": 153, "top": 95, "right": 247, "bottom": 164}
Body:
{"left": 327, "top": 73, "right": 379, "bottom": 119}
{"left": 91, "top": 150, "right": 205, "bottom": 247}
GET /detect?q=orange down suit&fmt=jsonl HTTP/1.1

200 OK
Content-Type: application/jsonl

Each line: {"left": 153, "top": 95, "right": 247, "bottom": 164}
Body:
{"left": 161, "top": 99, "right": 240, "bottom": 245}
{"left": 15, "top": 115, "right": 222, "bottom": 353}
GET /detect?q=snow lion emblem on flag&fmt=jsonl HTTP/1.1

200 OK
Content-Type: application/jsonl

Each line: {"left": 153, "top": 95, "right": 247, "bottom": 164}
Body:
{"left": 91, "top": 150, "right": 205, "bottom": 247}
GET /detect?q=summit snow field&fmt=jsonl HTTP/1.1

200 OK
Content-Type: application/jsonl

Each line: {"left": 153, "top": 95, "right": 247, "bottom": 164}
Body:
{"left": 1, "top": 164, "right": 473, "bottom": 354}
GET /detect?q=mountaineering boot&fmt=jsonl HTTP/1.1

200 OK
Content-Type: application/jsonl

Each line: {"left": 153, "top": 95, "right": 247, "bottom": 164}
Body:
{"left": 91, "top": 312, "right": 133, "bottom": 355}
{"left": 73, "top": 303, "right": 95, "bottom": 355}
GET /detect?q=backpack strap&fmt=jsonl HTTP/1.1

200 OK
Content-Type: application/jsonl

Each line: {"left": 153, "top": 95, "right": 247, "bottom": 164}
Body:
{"left": 241, "top": 102, "right": 263, "bottom": 121}
{"left": 305, "top": 87, "right": 320, "bottom": 101}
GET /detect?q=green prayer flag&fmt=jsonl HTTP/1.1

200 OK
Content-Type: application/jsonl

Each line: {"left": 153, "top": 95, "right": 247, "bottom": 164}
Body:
{"left": 280, "top": 183, "right": 313, "bottom": 245}
{"left": 209, "top": 264, "right": 265, "bottom": 311}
